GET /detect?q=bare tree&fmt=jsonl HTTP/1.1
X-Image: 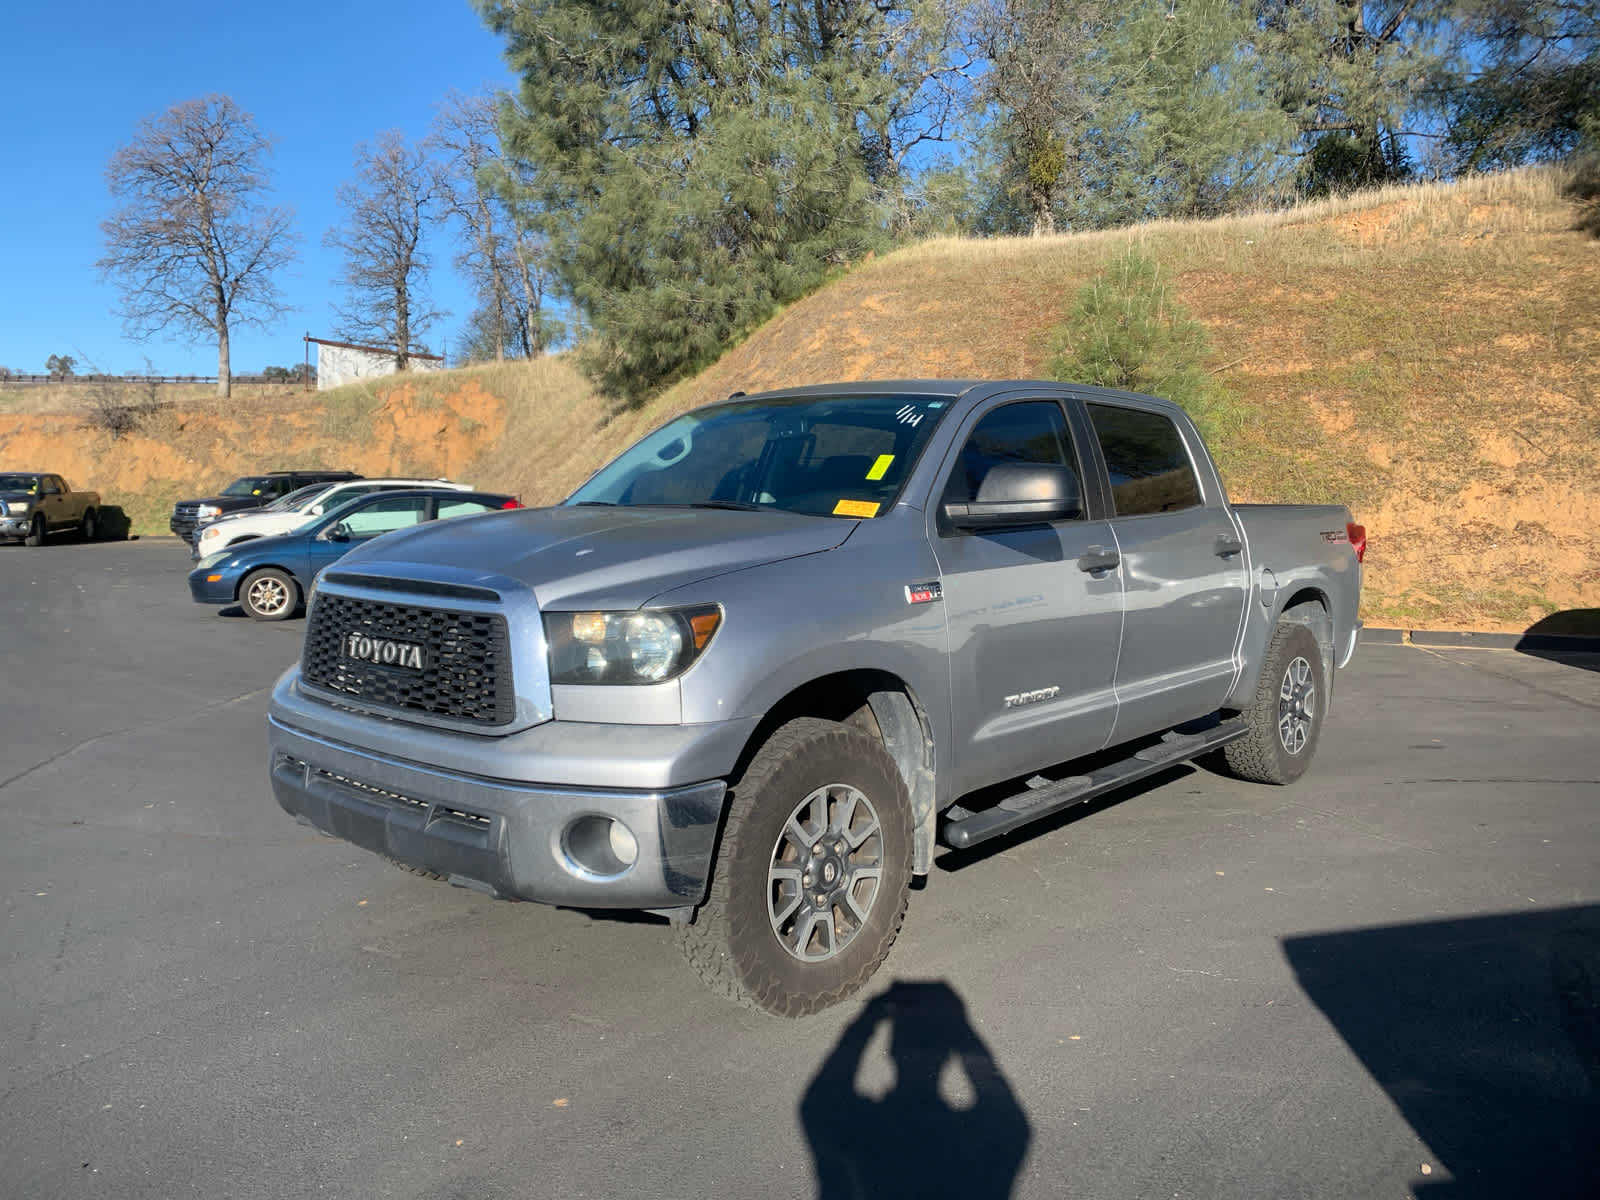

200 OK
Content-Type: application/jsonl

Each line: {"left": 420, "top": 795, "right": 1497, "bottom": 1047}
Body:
{"left": 97, "top": 95, "right": 296, "bottom": 398}
{"left": 971, "top": 0, "right": 1104, "bottom": 237}
{"left": 325, "top": 131, "right": 443, "bottom": 369}
{"left": 432, "top": 93, "right": 514, "bottom": 362}
{"left": 431, "top": 92, "right": 563, "bottom": 361}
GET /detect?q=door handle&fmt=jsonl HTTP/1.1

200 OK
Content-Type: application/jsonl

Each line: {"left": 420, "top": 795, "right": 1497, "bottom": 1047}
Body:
{"left": 1077, "top": 546, "right": 1120, "bottom": 574}
{"left": 1215, "top": 534, "right": 1244, "bottom": 557}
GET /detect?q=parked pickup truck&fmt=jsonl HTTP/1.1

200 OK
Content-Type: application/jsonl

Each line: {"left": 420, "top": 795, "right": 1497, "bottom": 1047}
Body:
{"left": 268, "top": 381, "right": 1364, "bottom": 1016}
{"left": 170, "top": 469, "right": 361, "bottom": 545}
{"left": 0, "top": 472, "right": 102, "bottom": 545}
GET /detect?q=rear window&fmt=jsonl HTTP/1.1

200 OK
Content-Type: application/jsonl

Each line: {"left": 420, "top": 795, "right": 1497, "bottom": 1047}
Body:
{"left": 1087, "top": 404, "right": 1202, "bottom": 516}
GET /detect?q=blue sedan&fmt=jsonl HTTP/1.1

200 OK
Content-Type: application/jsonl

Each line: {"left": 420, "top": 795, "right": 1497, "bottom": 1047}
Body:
{"left": 188, "top": 488, "right": 520, "bottom": 620}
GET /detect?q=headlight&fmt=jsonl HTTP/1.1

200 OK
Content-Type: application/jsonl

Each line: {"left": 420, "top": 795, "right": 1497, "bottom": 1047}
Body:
{"left": 197, "top": 550, "right": 234, "bottom": 570}
{"left": 545, "top": 605, "right": 722, "bottom": 685}
{"left": 197, "top": 504, "right": 223, "bottom": 520}
{"left": 199, "top": 525, "right": 221, "bottom": 542}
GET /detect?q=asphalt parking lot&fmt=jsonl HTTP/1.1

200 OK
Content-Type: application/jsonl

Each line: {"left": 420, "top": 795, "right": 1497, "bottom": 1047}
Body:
{"left": 3, "top": 537, "right": 1597, "bottom": 1200}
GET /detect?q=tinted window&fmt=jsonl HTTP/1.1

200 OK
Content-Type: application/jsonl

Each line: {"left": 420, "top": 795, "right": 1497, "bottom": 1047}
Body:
{"left": 942, "top": 401, "right": 1079, "bottom": 509}
{"left": 1088, "top": 404, "right": 1202, "bottom": 516}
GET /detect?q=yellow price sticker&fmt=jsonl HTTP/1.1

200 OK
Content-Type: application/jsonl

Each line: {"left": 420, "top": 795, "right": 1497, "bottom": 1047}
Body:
{"left": 833, "top": 499, "right": 881, "bottom": 518}
{"left": 866, "top": 454, "right": 895, "bottom": 481}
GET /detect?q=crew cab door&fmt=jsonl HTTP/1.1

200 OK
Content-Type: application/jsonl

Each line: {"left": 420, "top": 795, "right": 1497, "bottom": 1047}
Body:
{"left": 930, "top": 398, "right": 1124, "bottom": 797}
{"left": 1082, "top": 401, "right": 1248, "bottom": 740}
{"left": 39, "top": 475, "right": 68, "bottom": 530}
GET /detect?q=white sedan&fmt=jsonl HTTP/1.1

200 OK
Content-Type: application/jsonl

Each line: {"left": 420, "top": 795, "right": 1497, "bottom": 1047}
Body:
{"left": 192, "top": 477, "right": 472, "bottom": 558}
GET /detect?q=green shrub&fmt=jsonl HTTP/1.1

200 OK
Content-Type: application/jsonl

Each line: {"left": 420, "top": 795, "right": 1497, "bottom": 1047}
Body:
{"left": 1045, "top": 247, "right": 1242, "bottom": 444}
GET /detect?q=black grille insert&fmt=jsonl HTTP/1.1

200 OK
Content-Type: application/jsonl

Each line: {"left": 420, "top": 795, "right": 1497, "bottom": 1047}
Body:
{"left": 302, "top": 594, "right": 515, "bottom": 726}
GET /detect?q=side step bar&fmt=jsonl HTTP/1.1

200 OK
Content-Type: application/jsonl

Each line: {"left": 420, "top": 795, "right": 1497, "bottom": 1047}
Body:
{"left": 939, "top": 717, "right": 1248, "bottom": 851}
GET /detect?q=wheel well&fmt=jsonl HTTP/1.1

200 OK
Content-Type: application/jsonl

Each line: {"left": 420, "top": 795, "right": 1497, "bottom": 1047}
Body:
{"left": 734, "top": 670, "right": 940, "bottom": 875}
{"left": 1278, "top": 590, "right": 1334, "bottom": 694}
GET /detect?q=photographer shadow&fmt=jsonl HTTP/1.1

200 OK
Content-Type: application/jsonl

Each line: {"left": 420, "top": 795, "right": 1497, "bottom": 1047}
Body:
{"left": 800, "top": 979, "right": 1030, "bottom": 1199}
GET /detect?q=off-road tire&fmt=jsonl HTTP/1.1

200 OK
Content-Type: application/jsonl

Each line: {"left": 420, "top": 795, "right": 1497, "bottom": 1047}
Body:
{"left": 24, "top": 515, "right": 46, "bottom": 547}
{"left": 677, "top": 717, "right": 914, "bottom": 1017}
{"left": 240, "top": 567, "right": 299, "bottom": 621}
{"left": 1222, "top": 619, "right": 1325, "bottom": 785}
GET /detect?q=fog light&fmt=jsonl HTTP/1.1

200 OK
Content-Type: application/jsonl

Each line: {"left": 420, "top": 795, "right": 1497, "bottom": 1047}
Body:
{"left": 562, "top": 815, "right": 640, "bottom": 879}
{"left": 608, "top": 819, "right": 639, "bottom": 867}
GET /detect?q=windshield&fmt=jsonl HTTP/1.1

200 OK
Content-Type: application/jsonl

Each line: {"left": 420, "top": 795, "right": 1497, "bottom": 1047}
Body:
{"left": 0, "top": 474, "right": 41, "bottom": 493}
{"left": 289, "top": 490, "right": 381, "bottom": 535}
{"left": 220, "top": 476, "right": 278, "bottom": 498}
{"left": 565, "top": 393, "right": 954, "bottom": 518}
{"left": 268, "top": 484, "right": 325, "bottom": 512}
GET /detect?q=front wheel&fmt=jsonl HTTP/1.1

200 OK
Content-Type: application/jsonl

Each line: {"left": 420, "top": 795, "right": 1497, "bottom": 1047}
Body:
{"left": 1222, "top": 618, "right": 1326, "bottom": 784}
{"left": 24, "top": 515, "right": 46, "bottom": 546}
{"left": 677, "top": 717, "right": 914, "bottom": 1017}
{"left": 239, "top": 568, "right": 299, "bottom": 621}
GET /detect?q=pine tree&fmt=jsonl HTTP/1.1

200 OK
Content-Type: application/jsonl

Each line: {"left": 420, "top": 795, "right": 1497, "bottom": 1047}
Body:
{"left": 476, "top": 1, "right": 957, "bottom": 404}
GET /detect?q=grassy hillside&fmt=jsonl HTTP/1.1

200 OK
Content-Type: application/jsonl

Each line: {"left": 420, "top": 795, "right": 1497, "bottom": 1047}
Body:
{"left": 3, "top": 166, "right": 1594, "bottom": 632}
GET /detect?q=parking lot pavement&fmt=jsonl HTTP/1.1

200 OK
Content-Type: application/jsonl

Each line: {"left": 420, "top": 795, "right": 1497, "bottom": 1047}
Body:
{"left": 3, "top": 538, "right": 1596, "bottom": 1199}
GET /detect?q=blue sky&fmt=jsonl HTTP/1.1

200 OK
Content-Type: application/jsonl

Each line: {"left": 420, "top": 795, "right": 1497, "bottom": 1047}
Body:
{"left": 0, "top": 1, "right": 516, "bottom": 378}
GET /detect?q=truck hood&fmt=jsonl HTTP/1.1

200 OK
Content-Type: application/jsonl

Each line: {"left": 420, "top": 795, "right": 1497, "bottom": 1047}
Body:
{"left": 335, "top": 505, "right": 857, "bottom": 610}
{"left": 0, "top": 490, "right": 38, "bottom": 505}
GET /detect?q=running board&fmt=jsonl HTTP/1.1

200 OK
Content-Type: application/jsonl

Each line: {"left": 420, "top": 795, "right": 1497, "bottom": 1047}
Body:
{"left": 939, "top": 717, "right": 1249, "bottom": 851}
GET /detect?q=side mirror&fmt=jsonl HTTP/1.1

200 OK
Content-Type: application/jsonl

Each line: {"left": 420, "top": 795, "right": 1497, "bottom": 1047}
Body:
{"left": 309, "top": 504, "right": 324, "bottom": 515}
{"left": 941, "top": 463, "right": 1081, "bottom": 531}
{"left": 325, "top": 522, "right": 351, "bottom": 542}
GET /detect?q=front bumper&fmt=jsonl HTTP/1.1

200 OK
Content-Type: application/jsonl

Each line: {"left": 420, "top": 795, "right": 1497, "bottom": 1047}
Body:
{"left": 269, "top": 715, "right": 729, "bottom": 909}
{"left": 0, "top": 515, "right": 28, "bottom": 539}
{"left": 188, "top": 567, "right": 239, "bottom": 605}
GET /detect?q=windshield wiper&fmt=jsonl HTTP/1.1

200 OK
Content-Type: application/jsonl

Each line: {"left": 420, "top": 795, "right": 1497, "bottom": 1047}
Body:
{"left": 684, "top": 500, "right": 764, "bottom": 511}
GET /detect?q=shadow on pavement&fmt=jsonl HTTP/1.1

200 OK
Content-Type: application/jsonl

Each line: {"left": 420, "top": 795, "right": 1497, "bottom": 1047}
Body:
{"left": 96, "top": 504, "right": 135, "bottom": 539}
{"left": 1515, "top": 610, "right": 1600, "bottom": 673}
{"left": 1284, "top": 905, "right": 1600, "bottom": 1198}
{"left": 800, "top": 979, "right": 1030, "bottom": 1199}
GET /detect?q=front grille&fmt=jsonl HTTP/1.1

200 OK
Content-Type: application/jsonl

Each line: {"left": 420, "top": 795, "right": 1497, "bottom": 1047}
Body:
{"left": 171, "top": 502, "right": 200, "bottom": 539}
{"left": 302, "top": 593, "right": 515, "bottom": 726}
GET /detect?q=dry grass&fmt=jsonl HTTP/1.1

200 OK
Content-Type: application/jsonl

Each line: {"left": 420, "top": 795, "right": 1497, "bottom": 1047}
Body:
{"left": 0, "top": 380, "right": 307, "bottom": 416}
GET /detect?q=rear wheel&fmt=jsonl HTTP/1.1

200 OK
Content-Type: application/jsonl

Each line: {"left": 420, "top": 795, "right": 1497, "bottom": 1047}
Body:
{"left": 1223, "top": 619, "right": 1326, "bottom": 784}
{"left": 24, "top": 515, "right": 45, "bottom": 546}
{"left": 677, "top": 717, "right": 914, "bottom": 1017}
{"left": 240, "top": 568, "right": 299, "bottom": 621}
{"left": 79, "top": 509, "right": 97, "bottom": 540}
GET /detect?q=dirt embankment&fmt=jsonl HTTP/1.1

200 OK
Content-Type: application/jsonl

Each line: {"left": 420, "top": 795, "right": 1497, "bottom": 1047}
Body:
{"left": 0, "top": 379, "right": 509, "bottom": 534}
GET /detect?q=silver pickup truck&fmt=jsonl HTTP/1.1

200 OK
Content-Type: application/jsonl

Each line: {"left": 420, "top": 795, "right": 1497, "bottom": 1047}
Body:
{"left": 269, "top": 381, "right": 1364, "bottom": 1015}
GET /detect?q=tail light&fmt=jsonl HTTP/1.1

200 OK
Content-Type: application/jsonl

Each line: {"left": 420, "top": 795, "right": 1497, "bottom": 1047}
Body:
{"left": 500, "top": 498, "right": 523, "bottom": 509}
{"left": 1346, "top": 522, "right": 1366, "bottom": 564}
